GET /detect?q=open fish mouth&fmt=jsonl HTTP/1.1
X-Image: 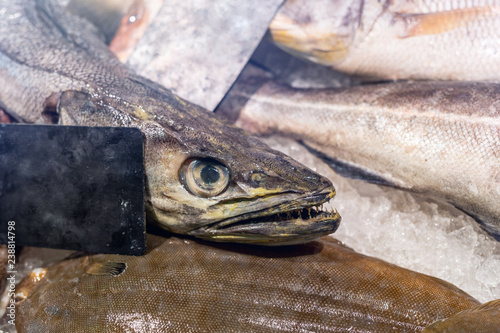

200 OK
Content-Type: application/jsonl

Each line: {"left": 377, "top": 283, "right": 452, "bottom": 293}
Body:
{"left": 189, "top": 189, "right": 341, "bottom": 245}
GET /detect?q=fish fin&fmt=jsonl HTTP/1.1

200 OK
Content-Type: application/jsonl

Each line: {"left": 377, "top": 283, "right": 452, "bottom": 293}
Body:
{"left": 300, "top": 142, "right": 396, "bottom": 187}
{"left": 269, "top": 13, "right": 350, "bottom": 64}
{"left": 64, "top": 251, "right": 91, "bottom": 260}
{"left": 466, "top": 299, "right": 500, "bottom": 312}
{"left": 41, "top": 92, "right": 62, "bottom": 124}
{"left": 85, "top": 261, "right": 127, "bottom": 276}
{"left": 422, "top": 299, "right": 500, "bottom": 332}
{"left": 397, "top": 6, "right": 499, "bottom": 38}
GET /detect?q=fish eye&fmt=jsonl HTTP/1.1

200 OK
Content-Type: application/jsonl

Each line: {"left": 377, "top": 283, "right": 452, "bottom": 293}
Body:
{"left": 181, "top": 158, "right": 230, "bottom": 198}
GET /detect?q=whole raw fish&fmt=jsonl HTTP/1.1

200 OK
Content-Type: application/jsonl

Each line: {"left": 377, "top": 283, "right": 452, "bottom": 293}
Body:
{"left": 218, "top": 77, "right": 500, "bottom": 240}
{"left": 15, "top": 234, "right": 482, "bottom": 332}
{"left": 269, "top": 0, "right": 500, "bottom": 81}
{"left": 0, "top": 0, "right": 340, "bottom": 245}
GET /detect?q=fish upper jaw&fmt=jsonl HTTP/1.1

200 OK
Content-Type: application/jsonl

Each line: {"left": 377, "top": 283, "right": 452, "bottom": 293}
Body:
{"left": 188, "top": 184, "right": 341, "bottom": 245}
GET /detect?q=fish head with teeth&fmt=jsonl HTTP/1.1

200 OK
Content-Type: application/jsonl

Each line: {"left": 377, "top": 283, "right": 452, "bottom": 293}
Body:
{"left": 56, "top": 85, "right": 341, "bottom": 245}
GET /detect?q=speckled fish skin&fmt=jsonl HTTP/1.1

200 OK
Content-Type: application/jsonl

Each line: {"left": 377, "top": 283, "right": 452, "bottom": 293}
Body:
{"left": 0, "top": 0, "right": 341, "bottom": 245}
{"left": 270, "top": 0, "right": 500, "bottom": 81}
{"left": 219, "top": 78, "right": 500, "bottom": 240}
{"left": 15, "top": 234, "right": 480, "bottom": 332}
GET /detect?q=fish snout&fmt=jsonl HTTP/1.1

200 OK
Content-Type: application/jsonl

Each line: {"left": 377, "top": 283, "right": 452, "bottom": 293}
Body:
{"left": 306, "top": 172, "right": 334, "bottom": 194}
{"left": 286, "top": 162, "right": 335, "bottom": 198}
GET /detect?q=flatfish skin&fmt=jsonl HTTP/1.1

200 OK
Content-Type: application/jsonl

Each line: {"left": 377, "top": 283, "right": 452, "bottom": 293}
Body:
{"left": 16, "top": 234, "right": 479, "bottom": 332}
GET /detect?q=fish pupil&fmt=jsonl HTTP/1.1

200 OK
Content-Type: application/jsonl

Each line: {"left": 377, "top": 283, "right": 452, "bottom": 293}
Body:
{"left": 201, "top": 165, "right": 220, "bottom": 185}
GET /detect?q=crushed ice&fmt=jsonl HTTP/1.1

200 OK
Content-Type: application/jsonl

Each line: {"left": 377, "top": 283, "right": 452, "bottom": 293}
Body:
{"left": 265, "top": 136, "right": 500, "bottom": 303}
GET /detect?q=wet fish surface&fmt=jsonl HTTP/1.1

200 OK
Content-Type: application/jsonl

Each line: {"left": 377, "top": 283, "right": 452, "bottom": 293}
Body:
{"left": 0, "top": 0, "right": 340, "bottom": 245}
{"left": 269, "top": 0, "right": 500, "bottom": 81}
{"left": 15, "top": 234, "right": 481, "bottom": 332}
{"left": 422, "top": 299, "right": 500, "bottom": 332}
{"left": 218, "top": 77, "right": 500, "bottom": 240}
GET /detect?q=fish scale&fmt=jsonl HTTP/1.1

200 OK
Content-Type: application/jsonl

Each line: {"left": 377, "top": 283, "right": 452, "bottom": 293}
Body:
{"left": 270, "top": 0, "right": 500, "bottom": 80}
{"left": 218, "top": 77, "right": 500, "bottom": 240}
{"left": 15, "top": 234, "right": 481, "bottom": 332}
{"left": 0, "top": 0, "right": 341, "bottom": 246}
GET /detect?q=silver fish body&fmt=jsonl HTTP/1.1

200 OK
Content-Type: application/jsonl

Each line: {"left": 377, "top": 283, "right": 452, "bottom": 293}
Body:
{"left": 270, "top": 0, "right": 500, "bottom": 81}
{"left": 219, "top": 78, "right": 500, "bottom": 240}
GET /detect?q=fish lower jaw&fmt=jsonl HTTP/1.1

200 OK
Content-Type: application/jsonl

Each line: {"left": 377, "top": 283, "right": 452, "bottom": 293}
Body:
{"left": 189, "top": 199, "right": 341, "bottom": 246}
{"left": 209, "top": 212, "right": 341, "bottom": 246}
